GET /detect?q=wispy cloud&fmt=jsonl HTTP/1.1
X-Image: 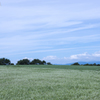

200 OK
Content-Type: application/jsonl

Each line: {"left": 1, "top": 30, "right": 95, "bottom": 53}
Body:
{"left": 0, "top": 0, "right": 100, "bottom": 33}
{"left": 0, "top": 0, "right": 100, "bottom": 64}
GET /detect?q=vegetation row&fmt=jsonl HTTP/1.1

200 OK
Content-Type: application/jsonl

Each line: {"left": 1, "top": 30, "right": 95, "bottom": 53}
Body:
{"left": 0, "top": 58, "right": 100, "bottom": 66}
{"left": 0, "top": 58, "right": 52, "bottom": 65}
{"left": 71, "top": 62, "right": 100, "bottom": 66}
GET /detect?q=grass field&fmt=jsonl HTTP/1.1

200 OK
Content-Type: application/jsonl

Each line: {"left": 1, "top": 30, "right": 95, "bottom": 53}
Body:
{"left": 0, "top": 65, "right": 100, "bottom": 100}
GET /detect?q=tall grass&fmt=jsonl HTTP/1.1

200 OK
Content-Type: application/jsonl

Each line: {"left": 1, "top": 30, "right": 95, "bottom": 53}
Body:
{"left": 0, "top": 65, "right": 100, "bottom": 100}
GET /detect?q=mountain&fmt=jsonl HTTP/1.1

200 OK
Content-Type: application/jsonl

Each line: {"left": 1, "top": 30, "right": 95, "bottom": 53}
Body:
{"left": 66, "top": 61, "right": 100, "bottom": 65}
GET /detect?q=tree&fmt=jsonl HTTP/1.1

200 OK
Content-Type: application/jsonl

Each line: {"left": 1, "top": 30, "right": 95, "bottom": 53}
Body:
{"left": 72, "top": 62, "right": 80, "bottom": 65}
{"left": 41, "top": 60, "right": 46, "bottom": 65}
{"left": 11, "top": 63, "right": 14, "bottom": 65}
{"left": 16, "top": 59, "right": 30, "bottom": 65}
{"left": 0, "top": 58, "right": 11, "bottom": 65}
{"left": 30, "top": 59, "right": 47, "bottom": 65}
{"left": 30, "top": 59, "right": 41, "bottom": 65}
{"left": 47, "top": 62, "right": 52, "bottom": 65}
{"left": 84, "top": 63, "right": 89, "bottom": 66}
{"left": 93, "top": 63, "right": 96, "bottom": 66}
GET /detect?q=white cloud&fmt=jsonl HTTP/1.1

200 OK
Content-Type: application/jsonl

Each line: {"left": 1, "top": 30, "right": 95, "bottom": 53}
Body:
{"left": 69, "top": 52, "right": 90, "bottom": 60}
{"left": 0, "top": 0, "right": 100, "bottom": 63}
{"left": 70, "top": 55, "right": 78, "bottom": 60}
{"left": 43, "top": 56, "right": 59, "bottom": 60}
{"left": 43, "top": 51, "right": 100, "bottom": 64}
{"left": 68, "top": 52, "right": 100, "bottom": 62}
{"left": 92, "top": 51, "right": 100, "bottom": 57}
{"left": 23, "top": 57, "right": 33, "bottom": 61}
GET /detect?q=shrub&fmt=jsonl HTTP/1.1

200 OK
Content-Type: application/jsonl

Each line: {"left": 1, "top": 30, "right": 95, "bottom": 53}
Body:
{"left": 47, "top": 62, "right": 52, "bottom": 65}
{"left": 16, "top": 59, "right": 30, "bottom": 65}
{"left": 72, "top": 62, "right": 80, "bottom": 65}
{"left": 0, "top": 58, "right": 11, "bottom": 65}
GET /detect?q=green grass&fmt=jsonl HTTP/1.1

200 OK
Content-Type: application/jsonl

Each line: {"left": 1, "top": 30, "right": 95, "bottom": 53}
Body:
{"left": 0, "top": 65, "right": 100, "bottom": 100}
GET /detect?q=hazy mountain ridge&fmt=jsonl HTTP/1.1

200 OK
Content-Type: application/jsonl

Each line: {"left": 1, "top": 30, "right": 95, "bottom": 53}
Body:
{"left": 66, "top": 61, "right": 100, "bottom": 65}
{"left": 54, "top": 61, "right": 100, "bottom": 65}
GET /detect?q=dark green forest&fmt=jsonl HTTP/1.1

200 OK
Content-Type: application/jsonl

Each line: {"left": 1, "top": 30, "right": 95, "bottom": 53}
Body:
{"left": 0, "top": 58, "right": 52, "bottom": 65}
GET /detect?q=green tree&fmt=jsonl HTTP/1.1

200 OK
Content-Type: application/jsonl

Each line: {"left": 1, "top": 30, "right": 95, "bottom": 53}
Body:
{"left": 0, "top": 58, "right": 11, "bottom": 65}
{"left": 47, "top": 62, "right": 52, "bottom": 65}
{"left": 93, "top": 63, "right": 96, "bottom": 66}
{"left": 16, "top": 59, "right": 30, "bottom": 65}
{"left": 30, "top": 59, "right": 47, "bottom": 65}
{"left": 84, "top": 63, "right": 89, "bottom": 66}
{"left": 72, "top": 62, "right": 80, "bottom": 65}
{"left": 30, "top": 59, "right": 42, "bottom": 65}
{"left": 41, "top": 60, "right": 46, "bottom": 65}
{"left": 11, "top": 63, "right": 14, "bottom": 65}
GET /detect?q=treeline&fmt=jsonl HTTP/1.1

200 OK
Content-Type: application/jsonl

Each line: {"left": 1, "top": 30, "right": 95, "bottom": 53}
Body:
{"left": 16, "top": 59, "right": 52, "bottom": 65}
{"left": 0, "top": 58, "right": 14, "bottom": 65}
{"left": 72, "top": 62, "right": 100, "bottom": 66}
{"left": 0, "top": 58, "right": 52, "bottom": 65}
{"left": 0, "top": 58, "right": 100, "bottom": 66}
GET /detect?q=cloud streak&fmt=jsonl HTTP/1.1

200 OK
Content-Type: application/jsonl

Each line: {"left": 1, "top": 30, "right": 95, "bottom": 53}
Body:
{"left": 0, "top": 0, "right": 100, "bottom": 64}
{"left": 0, "top": 0, "right": 100, "bottom": 33}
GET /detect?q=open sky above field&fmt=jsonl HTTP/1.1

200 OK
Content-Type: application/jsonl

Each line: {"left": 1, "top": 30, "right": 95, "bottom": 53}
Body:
{"left": 0, "top": 0, "right": 100, "bottom": 64}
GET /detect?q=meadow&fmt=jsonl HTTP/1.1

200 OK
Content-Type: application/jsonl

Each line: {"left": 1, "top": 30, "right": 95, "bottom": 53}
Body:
{"left": 0, "top": 65, "right": 100, "bottom": 100}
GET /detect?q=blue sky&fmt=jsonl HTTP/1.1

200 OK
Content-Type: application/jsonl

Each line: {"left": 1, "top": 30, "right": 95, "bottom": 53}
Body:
{"left": 0, "top": 0, "right": 100, "bottom": 64}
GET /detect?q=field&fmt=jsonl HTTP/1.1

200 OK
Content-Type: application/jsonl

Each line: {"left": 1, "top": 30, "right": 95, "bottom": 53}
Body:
{"left": 0, "top": 65, "right": 100, "bottom": 100}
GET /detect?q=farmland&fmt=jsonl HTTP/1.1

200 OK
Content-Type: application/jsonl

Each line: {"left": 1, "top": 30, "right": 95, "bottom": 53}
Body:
{"left": 0, "top": 65, "right": 100, "bottom": 100}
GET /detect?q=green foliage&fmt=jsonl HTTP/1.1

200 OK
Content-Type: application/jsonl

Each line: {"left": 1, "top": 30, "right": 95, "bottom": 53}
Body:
{"left": 16, "top": 59, "right": 47, "bottom": 65}
{"left": 84, "top": 63, "right": 89, "bottom": 66}
{"left": 84, "top": 63, "right": 100, "bottom": 66}
{"left": 41, "top": 60, "right": 46, "bottom": 65}
{"left": 10, "top": 63, "right": 14, "bottom": 65}
{"left": 16, "top": 59, "right": 30, "bottom": 65}
{"left": 0, "top": 58, "right": 11, "bottom": 65}
{"left": 72, "top": 62, "right": 80, "bottom": 65}
{"left": 30, "top": 59, "right": 42, "bottom": 65}
{"left": 47, "top": 62, "right": 52, "bottom": 65}
{"left": 30, "top": 59, "right": 47, "bottom": 65}
{"left": 93, "top": 63, "right": 96, "bottom": 66}
{"left": 72, "top": 62, "right": 100, "bottom": 66}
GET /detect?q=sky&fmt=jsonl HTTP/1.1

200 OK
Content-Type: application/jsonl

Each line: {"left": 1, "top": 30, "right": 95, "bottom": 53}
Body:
{"left": 0, "top": 0, "right": 100, "bottom": 64}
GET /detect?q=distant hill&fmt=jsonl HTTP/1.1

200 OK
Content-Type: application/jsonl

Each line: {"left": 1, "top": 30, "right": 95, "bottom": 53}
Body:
{"left": 53, "top": 61, "right": 100, "bottom": 65}
{"left": 66, "top": 61, "right": 100, "bottom": 65}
